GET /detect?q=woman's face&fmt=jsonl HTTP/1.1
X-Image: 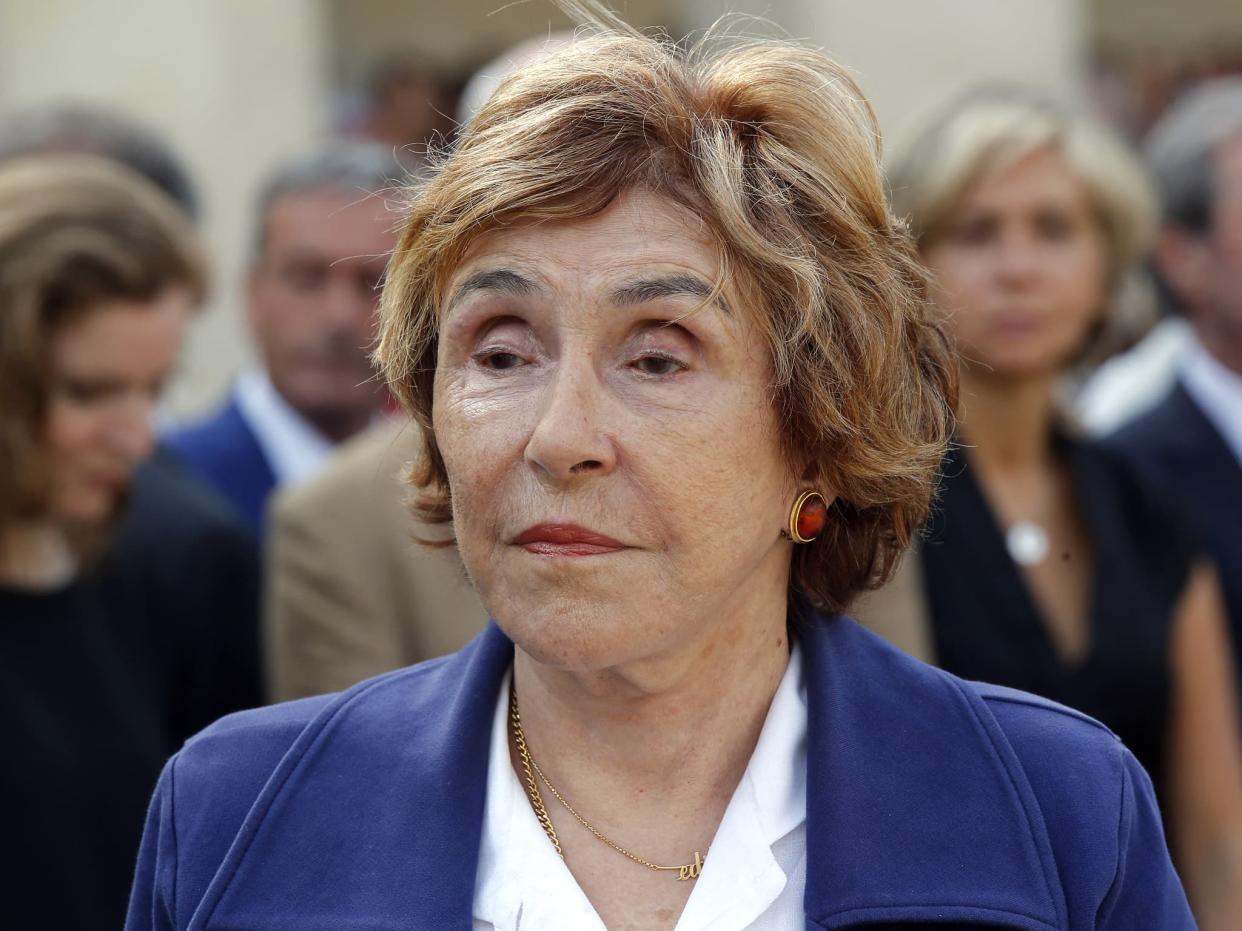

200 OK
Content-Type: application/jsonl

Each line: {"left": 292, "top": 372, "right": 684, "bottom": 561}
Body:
{"left": 42, "top": 290, "right": 191, "bottom": 524}
{"left": 434, "top": 189, "right": 799, "bottom": 670}
{"left": 922, "top": 147, "right": 1109, "bottom": 379}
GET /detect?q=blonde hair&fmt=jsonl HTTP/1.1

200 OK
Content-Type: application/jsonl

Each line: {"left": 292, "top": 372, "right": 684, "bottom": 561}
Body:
{"left": 377, "top": 13, "right": 957, "bottom": 612}
{"left": 0, "top": 156, "right": 207, "bottom": 533}
{"left": 890, "top": 85, "right": 1158, "bottom": 359}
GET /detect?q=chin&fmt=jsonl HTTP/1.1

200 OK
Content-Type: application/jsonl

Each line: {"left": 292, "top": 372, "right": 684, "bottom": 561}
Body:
{"left": 489, "top": 586, "right": 682, "bottom": 672}
{"left": 54, "top": 488, "right": 121, "bottom": 526}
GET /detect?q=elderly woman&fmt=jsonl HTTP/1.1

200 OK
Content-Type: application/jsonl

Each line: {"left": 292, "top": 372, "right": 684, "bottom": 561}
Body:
{"left": 862, "top": 87, "right": 1242, "bottom": 927}
{"left": 127, "top": 19, "right": 1192, "bottom": 931}
{"left": 0, "top": 157, "right": 219, "bottom": 930}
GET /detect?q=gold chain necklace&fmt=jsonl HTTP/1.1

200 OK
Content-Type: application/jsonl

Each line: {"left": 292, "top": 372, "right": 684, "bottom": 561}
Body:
{"left": 508, "top": 683, "right": 705, "bottom": 881}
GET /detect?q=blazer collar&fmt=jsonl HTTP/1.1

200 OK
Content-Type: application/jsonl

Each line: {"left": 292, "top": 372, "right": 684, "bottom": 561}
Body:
{"left": 801, "top": 617, "right": 1065, "bottom": 930}
{"left": 202, "top": 619, "right": 1066, "bottom": 930}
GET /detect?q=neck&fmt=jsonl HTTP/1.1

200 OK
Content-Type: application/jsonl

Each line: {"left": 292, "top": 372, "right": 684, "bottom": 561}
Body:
{"left": 511, "top": 579, "right": 791, "bottom": 858}
{"left": 957, "top": 366, "right": 1057, "bottom": 471}
{"left": 1195, "top": 317, "right": 1242, "bottom": 377}
{"left": 305, "top": 406, "right": 375, "bottom": 445}
{"left": 0, "top": 521, "right": 77, "bottom": 589}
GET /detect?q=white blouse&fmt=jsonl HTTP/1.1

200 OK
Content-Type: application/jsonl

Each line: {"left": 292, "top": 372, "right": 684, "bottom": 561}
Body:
{"left": 472, "top": 644, "right": 807, "bottom": 930}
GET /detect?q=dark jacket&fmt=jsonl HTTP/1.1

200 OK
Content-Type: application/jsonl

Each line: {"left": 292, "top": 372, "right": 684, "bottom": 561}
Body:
{"left": 126, "top": 617, "right": 1192, "bottom": 930}
{"left": 164, "top": 394, "right": 277, "bottom": 537}
{"left": 1106, "top": 381, "right": 1242, "bottom": 678}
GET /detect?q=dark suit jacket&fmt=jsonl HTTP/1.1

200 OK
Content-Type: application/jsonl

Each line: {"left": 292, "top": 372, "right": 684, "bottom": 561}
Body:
{"left": 1105, "top": 382, "right": 1242, "bottom": 675}
{"left": 127, "top": 617, "right": 1191, "bottom": 930}
{"left": 164, "top": 394, "right": 277, "bottom": 537}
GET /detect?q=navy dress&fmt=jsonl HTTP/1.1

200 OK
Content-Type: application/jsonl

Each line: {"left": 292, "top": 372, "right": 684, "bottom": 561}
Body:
{"left": 0, "top": 456, "right": 262, "bottom": 931}
{"left": 921, "top": 435, "right": 1197, "bottom": 805}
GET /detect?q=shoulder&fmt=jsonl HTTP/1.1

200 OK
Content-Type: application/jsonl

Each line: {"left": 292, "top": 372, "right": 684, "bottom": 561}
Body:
{"left": 172, "top": 651, "right": 457, "bottom": 785}
{"left": 972, "top": 680, "right": 1124, "bottom": 774}
{"left": 119, "top": 453, "right": 253, "bottom": 551}
{"left": 961, "top": 668, "right": 1139, "bottom": 826}
{"left": 164, "top": 395, "right": 259, "bottom": 465}
{"left": 167, "top": 648, "right": 468, "bottom": 819}
{"left": 968, "top": 682, "right": 1190, "bottom": 925}
{"left": 157, "top": 657, "right": 460, "bottom": 920}
{"left": 108, "top": 454, "right": 258, "bottom": 598}
{"left": 1103, "top": 384, "right": 1197, "bottom": 467}
{"left": 805, "top": 619, "right": 1190, "bottom": 925}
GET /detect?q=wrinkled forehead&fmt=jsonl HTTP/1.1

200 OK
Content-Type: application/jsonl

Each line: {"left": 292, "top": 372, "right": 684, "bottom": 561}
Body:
{"left": 440, "top": 188, "right": 740, "bottom": 318}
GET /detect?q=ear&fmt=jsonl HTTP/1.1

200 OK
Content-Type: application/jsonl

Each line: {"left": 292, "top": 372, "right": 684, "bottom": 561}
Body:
{"left": 796, "top": 460, "right": 838, "bottom": 509}
{"left": 1154, "top": 227, "right": 1212, "bottom": 314}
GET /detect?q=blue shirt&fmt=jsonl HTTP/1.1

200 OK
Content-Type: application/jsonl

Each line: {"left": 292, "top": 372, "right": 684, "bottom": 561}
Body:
{"left": 125, "top": 616, "right": 1193, "bottom": 930}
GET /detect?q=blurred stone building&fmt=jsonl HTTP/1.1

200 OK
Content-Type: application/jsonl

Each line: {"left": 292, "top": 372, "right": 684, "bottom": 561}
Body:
{"left": 0, "top": 0, "right": 1238, "bottom": 414}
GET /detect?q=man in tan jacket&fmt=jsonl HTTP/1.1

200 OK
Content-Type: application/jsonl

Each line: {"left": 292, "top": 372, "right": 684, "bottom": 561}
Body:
{"left": 264, "top": 419, "right": 488, "bottom": 701}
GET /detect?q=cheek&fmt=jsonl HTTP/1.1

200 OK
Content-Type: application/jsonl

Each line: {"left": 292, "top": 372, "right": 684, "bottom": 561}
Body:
{"left": 624, "top": 381, "right": 793, "bottom": 558}
{"left": 432, "top": 376, "right": 530, "bottom": 530}
{"left": 42, "top": 401, "right": 98, "bottom": 459}
{"left": 925, "top": 253, "right": 988, "bottom": 339}
{"left": 1051, "top": 247, "right": 1109, "bottom": 334}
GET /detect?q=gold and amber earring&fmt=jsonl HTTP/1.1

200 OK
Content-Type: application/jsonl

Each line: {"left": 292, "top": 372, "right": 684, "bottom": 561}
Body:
{"left": 786, "top": 490, "right": 828, "bottom": 544}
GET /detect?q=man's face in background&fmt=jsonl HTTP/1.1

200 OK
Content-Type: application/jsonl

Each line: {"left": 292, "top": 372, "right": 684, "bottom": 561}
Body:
{"left": 248, "top": 187, "right": 396, "bottom": 439}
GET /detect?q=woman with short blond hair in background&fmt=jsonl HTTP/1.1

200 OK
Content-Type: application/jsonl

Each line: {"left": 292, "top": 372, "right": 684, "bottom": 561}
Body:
{"left": 129, "top": 7, "right": 1193, "bottom": 929}
{"left": 867, "top": 85, "right": 1242, "bottom": 927}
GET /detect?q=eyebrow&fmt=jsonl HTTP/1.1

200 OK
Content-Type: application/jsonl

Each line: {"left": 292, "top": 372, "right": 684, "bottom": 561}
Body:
{"left": 445, "top": 268, "right": 731, "bottom": 315}
{"left": 446, "top": 268, "right": 542, "bottom": 311}
{"left": 609, "top": 274, "right": 731, "bottom": 315}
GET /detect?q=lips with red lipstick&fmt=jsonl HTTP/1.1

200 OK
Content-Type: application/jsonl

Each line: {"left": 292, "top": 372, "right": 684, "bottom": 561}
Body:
{"left": 512, "top": 523, "right": 629, "bottom": 557}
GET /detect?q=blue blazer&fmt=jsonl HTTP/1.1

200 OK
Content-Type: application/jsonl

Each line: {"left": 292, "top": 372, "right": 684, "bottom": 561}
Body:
{"left": 126, "top": 617, "right": 1192, "bottom": 930}
{"left": 164, "top": 395, "right": 277, "bottom": 538}
{"left": 1106, "top": 382, "right": 1242, "bottom": 679}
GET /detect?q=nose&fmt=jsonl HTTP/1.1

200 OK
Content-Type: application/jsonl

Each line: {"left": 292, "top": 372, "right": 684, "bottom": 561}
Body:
{"left": 994, "top": 229, "right": 1041, "bottom": 288}
{"left": 524, "top": 358, "right": 617, "bottom": 484}
{"left": 323, "top": 273, "right": 378, "bottom": 336}
{"left": 107, "top": 397, "right": 157, "bottom": 464}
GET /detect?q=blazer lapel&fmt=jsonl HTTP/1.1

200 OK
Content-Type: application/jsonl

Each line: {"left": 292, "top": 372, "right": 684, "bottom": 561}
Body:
{"left": 802, "top": 617, "right": 1067, "bottom": 930}
{"left": 193, "top": 624, "right": 514, "bottom": 930}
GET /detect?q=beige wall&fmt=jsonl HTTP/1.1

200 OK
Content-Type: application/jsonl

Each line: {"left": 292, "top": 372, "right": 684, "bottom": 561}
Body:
{"left": 1092, "top": 0, "right": 1242, "bottom": 55}
{"left": 329, "top": 0, "right": 681, "bottom": 86}
{"left": 13, "top": 0, "right": 1221, "bottom": 417}
{"left": 683, "top": 0, "right": 1086, "bottom": 160}
{"left": 0, "top": 0, "right": 329, "bottom": 417}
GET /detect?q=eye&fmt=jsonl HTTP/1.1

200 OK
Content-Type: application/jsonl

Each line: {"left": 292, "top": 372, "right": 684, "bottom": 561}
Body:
{"left": 632, "top": 353, "right": 686, "bottom": 377}
{"left": 1034, "top": 211, "right": 1074, "bottom": 241}
{"left": 56, "top": 377, "right": 114, "bottom": 404}
{"left": 952, "top": 215, "right": 996, "bottom": 246}
{"left": 473, "top": 349, "right": 526, "bottom": 371}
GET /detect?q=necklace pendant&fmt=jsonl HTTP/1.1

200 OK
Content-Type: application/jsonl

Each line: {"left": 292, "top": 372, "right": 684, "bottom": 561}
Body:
{"left": 1006, "top": 520, "right": 1050, "bottom": 566}
{"left": 678, "top": 851, "right": 704, "bottom": 881}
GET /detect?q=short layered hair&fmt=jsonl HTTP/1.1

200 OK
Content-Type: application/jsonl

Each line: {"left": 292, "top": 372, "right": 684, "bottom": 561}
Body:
{"left": 0, "top": 156, "right": 207, "bottom": 532}
{"left": 376, "top": 18, "right": 957, "bottom": 612}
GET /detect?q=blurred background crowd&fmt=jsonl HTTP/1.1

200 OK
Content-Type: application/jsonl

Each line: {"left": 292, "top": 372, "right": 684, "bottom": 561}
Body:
{"left": 2, "top": 0, "right": 1242, "bottom": 928}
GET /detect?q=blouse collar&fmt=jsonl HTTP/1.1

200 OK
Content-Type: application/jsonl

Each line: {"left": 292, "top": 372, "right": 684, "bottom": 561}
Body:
{"left": 473, "top": 645, "right": 807, "bottom": 929}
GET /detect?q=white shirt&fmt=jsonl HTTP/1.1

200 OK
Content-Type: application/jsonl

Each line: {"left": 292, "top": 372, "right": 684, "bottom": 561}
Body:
{"left": 1181, "top": 340, "right": 1242, "bottom": 468}
{"left": 472, "top": 645, "right": 807, "bottom": 931}
{"left": 233, "top": 368, "right": 334, "bottom": 486}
